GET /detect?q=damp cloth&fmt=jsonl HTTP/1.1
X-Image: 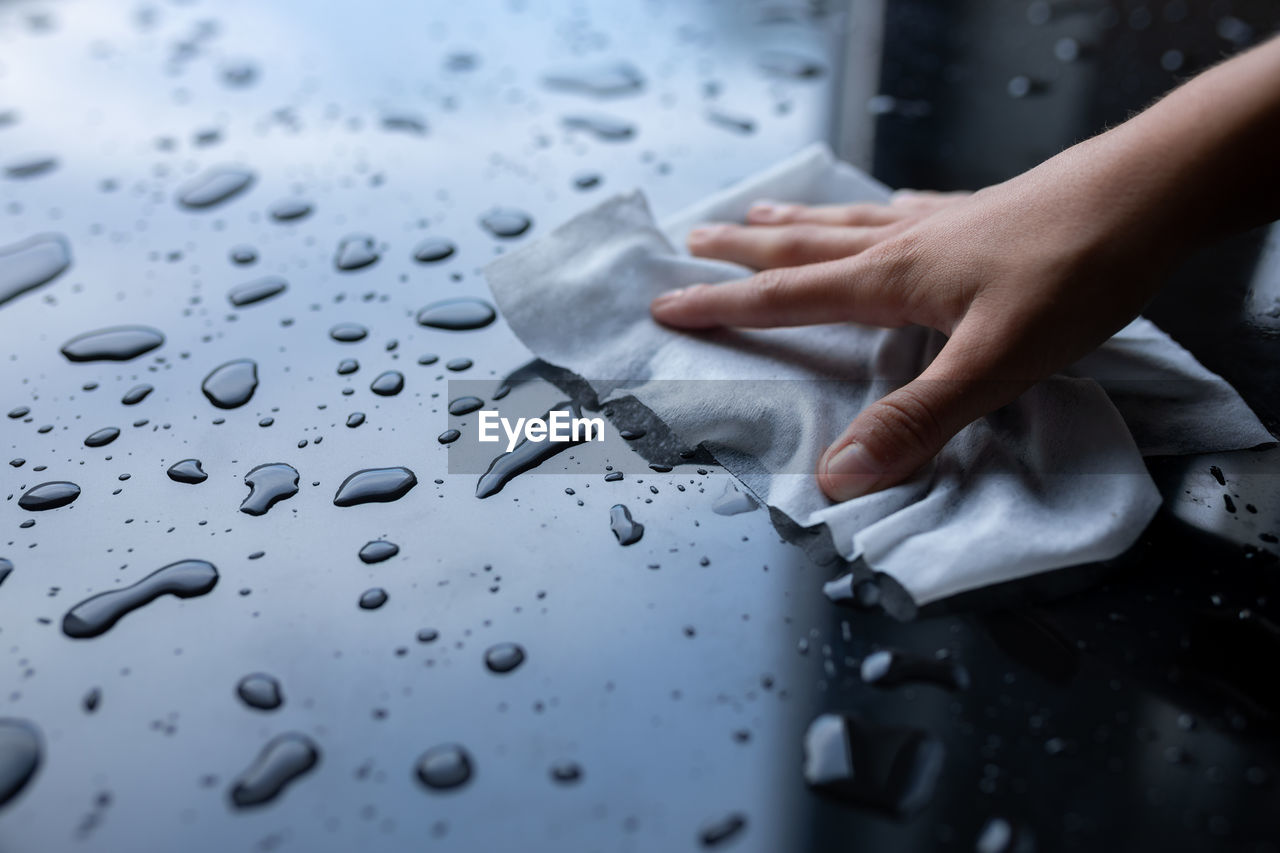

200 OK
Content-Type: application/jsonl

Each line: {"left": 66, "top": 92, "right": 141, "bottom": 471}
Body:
{"left": 484, "top": 143, "right": 1274, "bottom": 605}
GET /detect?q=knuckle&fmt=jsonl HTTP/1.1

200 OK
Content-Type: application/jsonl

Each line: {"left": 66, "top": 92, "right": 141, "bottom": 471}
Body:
{"left": 864, "top": 386, "right": 946, "bottom": 461}
{"left": 767, "top": 227, "right": 813, "bottom": 267}
{"left": 750, "top": 269, "right": 795, "bottom": 309}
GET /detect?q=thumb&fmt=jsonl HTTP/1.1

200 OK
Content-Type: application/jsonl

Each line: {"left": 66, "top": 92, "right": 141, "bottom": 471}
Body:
{"left": 817, "top": 319, "right": 1031, "bottom": 502}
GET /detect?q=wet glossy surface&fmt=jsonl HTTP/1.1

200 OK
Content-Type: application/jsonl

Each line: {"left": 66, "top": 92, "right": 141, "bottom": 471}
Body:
{"left": 1, "top": 2, "right": 1278, "bottom": 852}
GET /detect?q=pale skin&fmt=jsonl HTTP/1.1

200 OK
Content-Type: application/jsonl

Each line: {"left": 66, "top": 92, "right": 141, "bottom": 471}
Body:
{"left": 651, "top": 36, "right": 1280, "bottom": 502}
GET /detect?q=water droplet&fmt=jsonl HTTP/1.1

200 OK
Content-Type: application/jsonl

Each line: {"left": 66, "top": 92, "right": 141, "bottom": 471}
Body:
{"left": 802, "top": 713, "right": 943, "bottom": 816}
{"left": 757, "top": 50, "right": 826, "bottom": 78}
{"left": 445, "top": 358, "right": 473, "bottom": 372}
{"left": 176, "top": 165, "right": 255, "bottom": 210}
{"left": 240, "top": 463, "right": 299, "bottom": 516}
{"left": 448, "top": 396, "right": 484, "bottom": 416}
{"left": 382, "top": 113, "right": 428, "bottom": 135}
{"left": 202, "top": 359, "right": 258, "bottom": 408}
{"left": 329, "top": 322, "right": 368, "bottom": 343}
{"left": 549, "top": 761, "right": 582, "bottom": 784}
{"left": 82, "top": 687, "right": 101, "bottom": 713}
{"left": 484, "top": 642, "right": 525, "bottom": 674}
{"left": 562, "top": 113, "right": 635, "bottom": 141}
{"left": 416, "top": 298, "right": 497, "bottom": 331}
{"left": 860, "top": 649, "right": 970, "bottom": 691}
{"left": 61, "top": 326, "right": 164, "bottom": 362}
{"left": 84, "top": 427, "right": 120, "bottom": 448}
{"left": 62, "top": 560, "right": 218, "bottom": 639}
{"left": 121, "top": 384, "right": 154, "bottom": 405}
{"left": 699, "top": 813, "right": 747, "bottom": 847}
{"left": 417, "top": 354, "right": 439, "bottom": 365}
{"left": 479, "top": 208, "right": 532, "bottom": 238}
{"left": 268, "top": 198, "right": 312, "bottom": 222}
{"left": 975, "top": 817, "right": 1036, "bottom": 853}
{"left": 0, "top": 233, "right": 71, "bottom": 307}
{"left": 0, "top": 719, "right": 41, "bottom": 808}
{"left": 333, "top": 467, "right": 417, "bottom": 507}
{"left": 346, "top": 412, "right": 366, "bottom": 428}
{"left": 7, "top": 407, "right": 29, "bottom": 419}
{"left": 412, "top": 237, "right": 456, "bottom": 263}
{"left": 230, "top": 245, "right": 258, "bottom": 265}
{"left": 337, "top": 359, "right": 359, "bottom": 375}
{"left": 334, "top": 234, "right": 379, "bottom": 271}
{"left": 415, "top": 744, "right": 473, "bottom": 790}
{"left": 712, "top": 481, "right": 758, "bottom": 516}
{"left": 167, "top": 459, "right": 207, "bottom": 484}
{"left": 0, "top": 559, "right": 11, "bottom": 587}
{"left": 221, "top": 61, "right": 259, "bottom": 88}
{"left": 359, "top": 587, "right": 388, "bottom": 609}
{"left": 437, "top": 429, "right": 460, "bottom": 445}
{"left": 370, "top": 370, "right": 404, "bottom": 396}
{"left": 18, "top": 481, "right": 80, "bottom": 511}
{"left": 705, "top": 108, "right": 755, "bottom": 134}
{"left": 603, "top": 471, "right": 623, "bottom": 482}
{"left": 358, "top": 540, "right": 400, "bottom": 564}
{"left": 543, "top": 61, "right": 645, "bottom": 97}
{"left": 228, "top": 733, "right": 319, "bottom": 809}
{"left": 5, "top": 155, "right": 58, "bottom": 179}
{"left": 821, "top": 572, "right": 881, "bottom": 610}
{"left": 573, "top": 172, "right": 602, "bottom": 190}
{"left": 236, "top": 673, "right": 283, "bottom": 710}
{"left": 228, "top": 275, "right": 287, "bottom": 307}
{"left": 609, "top": 504, "right": 644, "bottom": 545}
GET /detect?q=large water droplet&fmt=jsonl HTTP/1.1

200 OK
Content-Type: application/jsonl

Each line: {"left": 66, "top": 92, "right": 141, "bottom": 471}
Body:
{"left": 236, "top": 673, "right": 283, "bottom": 710}
{"left": 416, "top": 298, "right": 497, "bottom": 331}
{"left": 0, "top": 234, "right": 71, "bottom": 307}
{"left": 268, "top": 198, "right": 313, "bottom": 222}
{"left": 333, "top": 467, "right": 417, "bottom": 507}
{"left": 228, "top": 733, "right": 319, "bottom": 808}
{"left": 61, "top": 326, "right": 164, "bottom": 362}
{"left": 5, "top": 155, "right": 58, "bottom": 179}
{"left": 337, "top": 358, "right": 359, "bottom": 375}
{"left": 543, "top": 61, "right": 645, "bottom": 97}
{"left": 448, "top": 396, "right": 484, "bottom": 416}
{"left": 18, "top": 481, "right": 80, "bottom": 511}
{"left": 346, "top": 412, "right": 365, "bottom": 428}
{"left": 860, "top": 649, "right": 970, "bottom": 692}
{"left": 121, "top": 384, "right": 154, "bottom": 405}
{"left": 0, "top": 719, "right": 41, "bottom": 808}
{"left": 329, "top": 322, "right": 368, "bottom": 343}
{"left": 562, "top": 113, "right": 635, "bottom": 141}
{"left": 370, "top": 370, "right": 404, "bottom": 396}
{"left": 484, "top": 642, "right": 525, "bottom": 674}
{"left": 358, "top": 587, "right": 388, "bottom": 609}
{"left": 415, "top": 744, "right": 473, "bottom": 790}
{"left": 802, "top": 713, "right": 943, "bottom": 816}
{"left": 84, "top": 427, "right": 120, "bottom": 448}
{"left": 62, "top": 560, "right": 218, "bottom": 639}
{"left": 228, "top": 275, "right": 287, "bottom": 307}
{"left": 167, "top": 459, "right": 207, "bottom": 484}
{"left": 334, "top": 234, "right": 379, "bottom": 271}
{"left": 609, "top": 504, "right": 644, "bottom": 545}
{"left": 475, "top": 404, "right": 589, "bottom": 498}
{"left": 712, "top": 481, "right": 758, "bottom": 516}
{"left": 176, "top": 165, "right": 255, "bottom": 210}
{"left": 412, "top": 237, "right": 456, "bottom": 263}
{"left": 202, "top": 359, "right": 258, "bottom": 408}
{"left": 240, "top": 463, "right": 299, "bottom": 516}
{"left": 358, "top": 540, "right": 400, "bottom": 564}
{"left": 479, "top": 208, "right": 532, "bottom": 238}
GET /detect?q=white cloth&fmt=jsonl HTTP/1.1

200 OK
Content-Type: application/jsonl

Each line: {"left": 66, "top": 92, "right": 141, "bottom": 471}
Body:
{"left": 484, "top": 144, "right": 1273, "bottom": 605}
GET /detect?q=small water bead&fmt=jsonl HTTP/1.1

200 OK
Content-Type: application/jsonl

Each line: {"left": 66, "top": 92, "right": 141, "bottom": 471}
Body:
{"left": 176, "top": 165, "right": 255, "bottom": 209}
{"left": 757, "top": 49, "right": 827, "bottom": 79}
{"left": 62, "top": 560, "right": 218, "bottom": 639}
{"left": 479, "top": 208, "right": 532, "bottom": 238}
{"left": 333, "top": 467, "right": 418, "bottom": 506}
{"left": 18, "top": 481, "right": 80, "bottom": 511}
{"left": 267, "top": 198, "right": 312, "bottom": 222}
{"left": 61, "top": 326, "right": 164, "bottom": 362}
{"left": 609, "top": 504, "right": 644, "bottom": 545}
{"left": 437, "top": 429, "right": 460, "bottom": 445}
{"left": 358, "top": 587, "right": 388, "bottom": 609}
{"left": 358, "top": 540, "right": 399, "bottom": 564}
{"left": 9, "top": 459, "right": 24, "bottom": 468}
{"left": 236, "top": 673, "right": 283, "bottom": 710}
{"left": 619, "top": 428, "right": 645, "bottom": 440}
{"left": 0, "top": 719, "right": 41, "bottom": 808}
{"left": 604, "top": 471, "right": 623, "bottom": 482}
{"left": 573, "top": 172, "right": 602, "bottom": 190}
{"left": 484, "top": 642, "right": 525, "bottom": 674}
{"left": 121, "top": 384, "right": 153, "bottom": 405}
{"left": 337, "top": 359, "right": 359, "bottom": 375}
{"left": 416, "top": 298, "right": 497, "bottom": 331}
{"left": 699, "top": 813, "right": 748, "bottom": 848}
{"left": 562, "top": 113, "right": 636, "bottom": 141}
{"left": 5, "top": 155, "right": 58, "bottom": 179}
{"left": 221, "top": 61, "right": 259, "bottom": 87}
{"left": 329, "top": 322, "right": 368, "bottom": 343}
{"left": 346, "top": 412, "right": 365, "bottom": 428}
{"left": 228, "top": 733, "right": 319, "bottom": 809}
{"left": 84, "top": 427, "right": 120, "bottom": 448}
{"left": 705, "top": 108, "right": 756, "bottom": 134}
{"left": 201, "top": 359, "right": 258, "bottom": 409}
{"left": 415, "top": 744, "right": 473, "bottom": 790}
{"left": 416, "top": 628, "right": 439, "bottom": 643}
{"left": 334, "top": 235, "right": 379, "bottom": 271}
{"left": 240, "top": 463, "right": 299, "bottom": 516}
{"left": 167, "top": 459, "right": 207, "bottom": 484}
{"left": 229, "top": 245, "right": 258, "bottom": 265}
{"left": 381, "top": 113, "right": 428, "bottom": 135}
{"left": 82, "top": 687, "right": 101, "bottom": 713}
{"left": 549, "top": 761, "right": 582, "bottom": 784}
{"left": 370, "top": 371, "right": 404, "bottom": 396}
{"left": 412, "top": 237, "right": 456, "bottom": 263}
{"left": 542, "top": 60, "right": 645, "bottom": 97}
{"left": 417, "top": 354, "right": 439, "bottom": 365}
{"left": 227, "top": 275, "right": 287, "bottom": 307}
{"left": 0, "top": 233, "right": 71, "bottom": 306}
{"left": 445, "top": 358, "right": 472, "bottom": 372}
{"left": 0, "top": 559, "right": 12, "bottom": 586}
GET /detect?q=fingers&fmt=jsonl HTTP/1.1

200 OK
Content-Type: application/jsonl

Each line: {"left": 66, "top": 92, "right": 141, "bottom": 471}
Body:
{"left": 650, "top": 250, "right": 914, "bottom": 330}
{"left": 746, "top": 200, "right": 906, "bottom": 227}
{"left": 817, "top": 316, "right": 1032, "bottom": 501}
{"left": 687, "top": 222, "right": 888, "bottom": 269}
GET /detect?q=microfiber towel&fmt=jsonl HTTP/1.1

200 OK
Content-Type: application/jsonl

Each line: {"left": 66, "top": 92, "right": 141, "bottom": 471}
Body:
{"left": 483, "top": 143, "right": 1274, "bottom": 605}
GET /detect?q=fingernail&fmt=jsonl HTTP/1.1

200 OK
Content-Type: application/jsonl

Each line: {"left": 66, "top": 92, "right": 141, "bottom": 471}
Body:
{"left": 687, "top": 226, "right": 714, "bottom": 244}
{"left": 747, "top": 202, "right": 782, "bottom": 222}
{"left": 651, "top": 287, "right": 687, "bottom": 308}
{"left": 822, "top": 442, "right": 880, "bottom": 501}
